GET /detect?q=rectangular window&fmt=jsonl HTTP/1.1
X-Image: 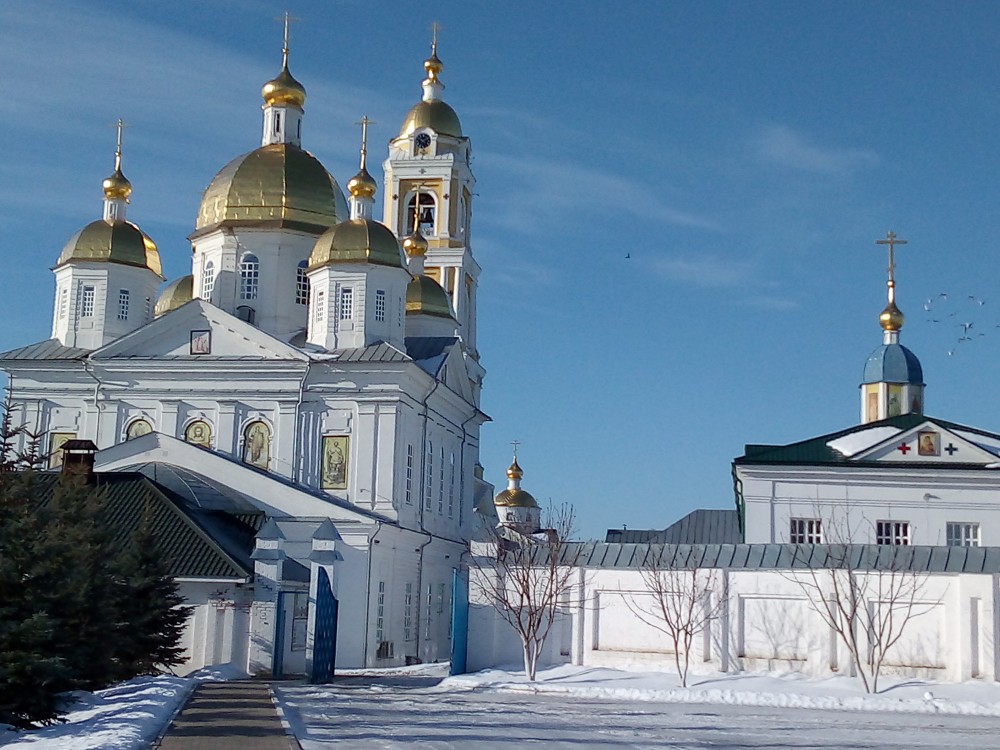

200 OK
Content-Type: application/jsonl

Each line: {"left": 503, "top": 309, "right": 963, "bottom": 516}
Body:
{"left": 789, "top": 518, "right": 822, "bottom": 544}
{"left": 425, "top": 583, "right": 433, "bottom": 635}
{"left": 405, "top": 444, "right": 414, "bottom": 505}
{"left": 117, "top": 289, "right": 129, "bottom": 321}
{"left": 438, "top": 446, "right": 445, "bottom": 514}
{"left": 296, "top": 264, "right": 310, "bottom": 305}
{"left": 375, "top": 289, "right": 386, "bottom": 322}
{"left": 437, "top": 582, "right": 446, "bottom": 614}
{"left": 448, "top": 452, "right": 456, "bottom": 518}
{"left": 239, "top": 255, "right": 259, "bottom": 300}
{"left": 947, "top": 522, "right": 980, "bottom": 547}
{"left": 340, "top": 287, "right": 354, "bottom": 320}
{"left": 424, "top": 441, "right": 433, "bottom": 511}
{"left": 315, "top": 290, "right": 325, "bottom": 322}
{"left": 403, "top": 582, "right": 414, "bottom": 641}
{"left": 376, "top": 580, "right": 385, "bottom": 643}
{"left": 59, "top": 288, "right": 68, "bottom": 319}
{"left": 81, "top": 286, "right": 95, "bottom": 317}
{"left": 876, "top": 520, "right": 910, "bottom": 546}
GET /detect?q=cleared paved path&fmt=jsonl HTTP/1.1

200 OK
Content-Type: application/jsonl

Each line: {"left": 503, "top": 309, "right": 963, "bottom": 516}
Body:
{"left": 156, "top": 681, "right": 294, "bottom": 750}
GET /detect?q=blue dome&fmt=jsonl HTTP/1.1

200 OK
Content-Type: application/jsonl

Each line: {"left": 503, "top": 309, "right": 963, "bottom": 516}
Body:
{"left": 862, "top": 343, "right": 924, "bottom": 385}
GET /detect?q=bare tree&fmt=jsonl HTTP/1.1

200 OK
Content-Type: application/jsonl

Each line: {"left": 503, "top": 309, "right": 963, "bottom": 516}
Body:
{"left": 469, "top": 503, "right": 580, "bottom": 681}
{"left": 787, "top": 541, "right": 935, "bottom": 694}
{"left": 625, "top": 545, "right": 722, "bottom": 687}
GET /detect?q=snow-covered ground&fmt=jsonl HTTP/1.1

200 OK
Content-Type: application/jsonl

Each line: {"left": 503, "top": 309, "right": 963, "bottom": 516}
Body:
{"left": 8, "top": 663, "right": 1000, "bottom": 748}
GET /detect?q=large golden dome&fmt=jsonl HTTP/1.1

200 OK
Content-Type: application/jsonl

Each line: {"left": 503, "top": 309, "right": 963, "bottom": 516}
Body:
{"left": 155, "top": 274, "right": 193, "bottom": 317}
{"left": 194, "top": 144, "right": 347, "bottom": 235}
{"left": 310, "top": 219, "right": 405, "bottom": 269}
{"left": 406, "top": 275, "right": 453, "bottom": 318}
{"left": 494, "top": 487, "right": 539, "bottom": 509}
{"left": 400, "top": 100, "right": 463, "bottom": 139}
{"left": 57, "top": 219, "right": 162, "bottom": 277}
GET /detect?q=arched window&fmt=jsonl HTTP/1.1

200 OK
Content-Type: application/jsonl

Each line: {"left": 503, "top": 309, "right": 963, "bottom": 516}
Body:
{"left": 296, "top": 260, "right": 310, "bottom": 305}
{"left": 184, "top": 420, "right": 212, "bottom": 448}
{"left": 406, "top": 192, "right": 436, "bottom": 236}
{"left": 202, "top": 260, "right": 215, "bottom": 298}
{"left": 242, "top": 420, "right": 271, "bottom": 469}
{"left": 239, "top": 254, "right": 259, "bottom": 300}
{"left": 125, "top": 418, "right": 153, "bottom": 440}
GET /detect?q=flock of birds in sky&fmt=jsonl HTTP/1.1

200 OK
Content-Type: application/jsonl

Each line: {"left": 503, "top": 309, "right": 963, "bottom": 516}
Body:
{"left": 920, "top": 293, "right": 996, "bottom": 356}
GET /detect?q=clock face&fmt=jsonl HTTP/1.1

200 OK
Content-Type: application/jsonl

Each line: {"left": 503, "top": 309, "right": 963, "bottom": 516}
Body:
{"left": 415, "top": 133, "right": 431, "bottom": 150}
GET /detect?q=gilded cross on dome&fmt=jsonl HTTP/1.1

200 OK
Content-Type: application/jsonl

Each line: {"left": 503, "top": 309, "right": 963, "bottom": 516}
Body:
{"left": 876, "top": 231, "right": 907, "bottom": 287}
{"left": 277, "top": 11, "right": 300, "bottom": 66}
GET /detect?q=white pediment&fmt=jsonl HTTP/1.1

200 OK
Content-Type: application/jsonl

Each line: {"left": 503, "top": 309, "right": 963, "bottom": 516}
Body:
{"left": 853, "top": 420, "right": 1000, "bottom": 465}
{"left": 441, "top": 345, "right": 474, "bottom": 402}
{"left": 90, "top": 300, "right": 308, "bottom": 361}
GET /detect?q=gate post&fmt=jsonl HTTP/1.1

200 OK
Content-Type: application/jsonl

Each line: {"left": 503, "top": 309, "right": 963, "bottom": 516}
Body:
{"left": 449, "top": 567, "right": 469, "bottom": 675}
{"left": 249, "top": 519, "right": 286, "bottom": 676}
{"left": 306, "top": 519, "right": 342, "bottom": 683}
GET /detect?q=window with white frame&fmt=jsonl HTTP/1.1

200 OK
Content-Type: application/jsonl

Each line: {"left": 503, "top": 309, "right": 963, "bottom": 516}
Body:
{"left": 376, "top": 581, "right": 385, "bottom": 643}
{"left": 202, "top": 260, "right": 216, "bottom": 298}
{"left": 375, "top": 289, "right": 386, "bottom": 322}
{"left": 947, "top": 522, "right": 980, "bottom": 547}
{"left": 117, "top": 289, "right": 130, "bottom": 321}
{"left": 425, "top": 583, "right": 433, "bottom": 634}
{"left": 295, "top": 260, "right": 309, "bottom": 305}
{"left": 876, "top": 520, "right": 911, "bottom": 546}
{"left": 448, "top": 452, "right": 455, "bottom": 518}
{"left": 239, "top": 254, "right": 259, "bottom": 300}
{"left": 59, "top": 288, "right": 68, "bottom": 319}
{"left": 403, "top": 582, "right": 414, "bottom": 641}
{"left": 424, "top": 441, "right": 433, "bottom": 511}
{"left": 314, "top": 290, "right": 325, "bottom": 323}
{"left": 437, "top": 445, "right": 445, "bottom": 514}
{"left": 339, "top": 287, "right": 354, "bottom": 320}
{"left": 405, "top": 444, "right": 414, "bottom": 505}
{"left": 437, "top": 582, "right": 446, "bottom": 614}
{"left": 80, "top": 286, "right": 95, "bottom": 317}
{"left": 790, "top": 518, "right": 822, "bottom": 544}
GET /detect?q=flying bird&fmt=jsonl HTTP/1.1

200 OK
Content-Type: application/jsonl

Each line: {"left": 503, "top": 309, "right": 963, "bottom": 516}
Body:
{"left": 960, "top": 322, "right": 974, "bottom": 333}
{"left": 969, "top": 295, "right": 986, "bottom": 306}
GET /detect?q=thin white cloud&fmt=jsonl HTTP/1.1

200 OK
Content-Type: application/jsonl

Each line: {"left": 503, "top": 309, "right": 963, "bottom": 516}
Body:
{"left": 753, "top": 125, "right": 879, "bottom": 174}
{"left": 649, "top": 255, "right": 757, "bottom": 289}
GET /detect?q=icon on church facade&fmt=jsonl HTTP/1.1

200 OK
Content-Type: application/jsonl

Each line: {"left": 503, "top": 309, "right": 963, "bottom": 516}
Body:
{"left": 242, "top": 420, "right": 271, "bottom": 469}
{"left": 190, "top": 329, "right": 211, "bottom": 355}
{"left": 126, "top": 418, "right": 153, "bottom": 440}
{"left": 321, "top": 435, "right": 349, "bottom": 490}
{"left": 185, "top": 420, "right": 212, "bottom": 448}
{"left": 48, "top": 432, "right": 76, "bottom": 469}
{"left": 918, "top": 430, "right": 940, "bottom": 456}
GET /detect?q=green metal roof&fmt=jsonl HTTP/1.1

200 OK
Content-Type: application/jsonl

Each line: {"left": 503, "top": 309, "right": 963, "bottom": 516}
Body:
{"left": 33, "top": 473, "right": 258, "bottom": 579}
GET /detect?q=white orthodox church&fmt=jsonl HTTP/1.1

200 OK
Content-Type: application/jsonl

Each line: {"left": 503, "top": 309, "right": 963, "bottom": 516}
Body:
{"left": 1, "top": 31, "right": 495, "bottom": 676}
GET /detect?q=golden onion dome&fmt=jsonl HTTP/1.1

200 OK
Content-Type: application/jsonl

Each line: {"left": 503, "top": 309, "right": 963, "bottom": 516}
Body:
{"left": 57, "top": 219, "right": 163, "bottom": 277}
{"left": 261, "top": 63, "right": 306, "bottom": 108}
{"left": 406, "top": 274, "right": 454, "bottom": 318}
{"left": 506, "top": 458, "right": 523, "bottom": 480}
{"left": 880, "top": 300, "right": 905, "bottom": 331}
{"left": 310, "top": 219, "right": 405, "bottom": 269}
{"left": 154, "top": 274, "right": 194, "bottom": 317}
{"left": 402, "top": 228, "right": 428, "bottom": 257}
{"left": 494, "top": 487, "right": 539, "bottom": 509}
{"left": 424, "top": 51, "right": 443, "bottom": 82}
{"left": 102, "top": 168, "right": 132, "bottom": 201}
{"left": 194, "top": 144, "right": 347, "bottom": 235}
{"left": 400, "top": 100, "right": 463, "bottom": 138}
{"left": 347, "top": 165, "right": 377, "bottom": 199}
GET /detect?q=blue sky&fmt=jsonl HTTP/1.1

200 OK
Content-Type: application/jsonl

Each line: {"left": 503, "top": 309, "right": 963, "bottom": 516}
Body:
{"left": 4, "top": 1, "right": 1000, "bottom": 539}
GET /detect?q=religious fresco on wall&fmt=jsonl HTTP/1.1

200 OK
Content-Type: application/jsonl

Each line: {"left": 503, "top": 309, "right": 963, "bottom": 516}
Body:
{"left": 865, "top": 385, "right": 879, "bottom": 422}
{"left": 242, "top": 420, "right": 271, "bottom": 470}
{"left": 48, "top": 432, "right": 76, "bottom": 469}
{"left": 887, "top": 384, "right": 903, "bottom": 417}
{"left": 918, "top": 430, "right": 940, "bottom": 456}
{"left": 321, "top": 435, "right": 349, "bottom": 490}
{"left": 184, "top": 420, "right": 212, "bottom": 448}
{"left": 125, "top": 418, "right": 153, "bottom": 440}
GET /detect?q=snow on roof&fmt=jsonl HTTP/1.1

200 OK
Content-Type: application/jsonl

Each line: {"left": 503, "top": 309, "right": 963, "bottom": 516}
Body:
{"left": 826, "top": 426, "right": 901, "bottom": 457}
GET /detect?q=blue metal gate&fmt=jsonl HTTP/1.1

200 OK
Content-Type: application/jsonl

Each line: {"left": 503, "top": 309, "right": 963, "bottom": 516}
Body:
{"left": 449, "top": 568, "right": 469, "bottom": 675}
{"left": 310, "top": 568, "right": 338, "bottom": 683}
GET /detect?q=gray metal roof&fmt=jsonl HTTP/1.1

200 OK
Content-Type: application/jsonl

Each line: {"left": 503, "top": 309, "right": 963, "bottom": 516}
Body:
{"left": 545, "top": 541, "right": 1000, "bottom": 573}
{"left": 405, "top": 337, "right": 457, "bottom": 362}
{"left": 334, "top": 342, "right": 410, "bottom": 363}
{"left": 0, "top": 338, "right": 91, "bottom": 360}
{"left": 606, "top": 509, "right": 741, "bottom": 545}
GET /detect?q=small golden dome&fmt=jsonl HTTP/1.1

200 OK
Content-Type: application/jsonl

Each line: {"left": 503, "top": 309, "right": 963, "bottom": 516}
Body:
{"left": 102, "top": 168, "right": 132, "bottom": 201}
{"left": 424, "top": 51, "right": 443, "bottom": 82}
{"left": 402, "top": 228, "right": 428, "bottom": 257}
{"left": 57, "top": 219, "right": 163, "bottom": 277}
{"left": 400, "top": 100, "right": 463, "bottom": 138}
{"left": 506, "top": 458, "right": 523, "bottom": 480}
{"left": 347, "top": 166, "right": 377, "bottom": 199}
{"left": 880, "top": 300, "right": 904, "bottom": 331}
{"left": 406, "top": 274, "right": 454, "bottom": 318}
{"left": 262, "top": 63, "right": 306, "bottom": 108}
{"left": 310, "top": 219, "right": 405, "bottom": 269}
{"left": 195, "top": 144, "right": 347, "bottom": 235}
{"left": 494, "top": 488, "right": 538, "bottom": 509}
{"left": 154, "top": 275, "right": 194, "bottom": 317}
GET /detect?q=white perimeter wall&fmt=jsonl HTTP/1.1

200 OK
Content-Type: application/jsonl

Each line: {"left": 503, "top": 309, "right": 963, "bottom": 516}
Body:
{"left": 467, "top": 566, "right": 1000, "bottom": 684}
